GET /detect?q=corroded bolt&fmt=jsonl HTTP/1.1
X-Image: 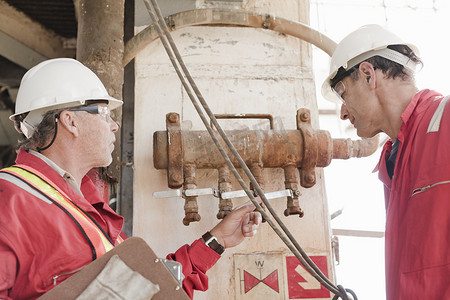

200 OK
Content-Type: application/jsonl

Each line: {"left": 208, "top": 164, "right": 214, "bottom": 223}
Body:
{"left": 168, "top": 113, "right": 179, "bottom": 123}
{"left": 305, "top": 173, "right": 315, "bottom": 184}
{"left": 300, "top": 112, "right": 310, "bottom": 122}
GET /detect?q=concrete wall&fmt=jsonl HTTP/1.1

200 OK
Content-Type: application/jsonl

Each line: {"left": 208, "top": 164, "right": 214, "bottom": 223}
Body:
{"left": 133, "top": 1, "right": 334, "bottom": 299}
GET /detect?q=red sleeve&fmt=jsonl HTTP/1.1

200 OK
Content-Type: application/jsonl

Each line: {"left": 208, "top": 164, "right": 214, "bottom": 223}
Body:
{"left": 166, "top": 239, "right": 220, "bottom": 299}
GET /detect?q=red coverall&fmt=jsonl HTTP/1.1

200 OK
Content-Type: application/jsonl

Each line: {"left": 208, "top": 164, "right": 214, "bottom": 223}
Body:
{"left": 0, "top": 150, "right": 219, "bottom": 299}
{"left": 375, "top": 89, "right": 450, "bottom": 299}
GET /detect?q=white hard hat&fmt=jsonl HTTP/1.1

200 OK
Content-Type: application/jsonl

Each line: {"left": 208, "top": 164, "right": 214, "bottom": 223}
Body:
{"left": 321, "top": 24, "right": 419, "bottom": 102}
{"left": 10, "top": 58, "right": 123, "bottom": 138}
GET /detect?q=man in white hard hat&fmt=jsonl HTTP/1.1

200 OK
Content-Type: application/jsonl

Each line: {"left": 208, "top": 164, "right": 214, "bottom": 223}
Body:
{"left": 0, "top": 58, "right": 261, "bottom": 299}
{"left": 322, "top": 24, "right": 450, "bottom": 300}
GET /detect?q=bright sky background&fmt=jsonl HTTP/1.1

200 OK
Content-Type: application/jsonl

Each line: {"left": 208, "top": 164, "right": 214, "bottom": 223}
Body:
{"left": 310, "top": 1, "right": 450, "bottom": 299}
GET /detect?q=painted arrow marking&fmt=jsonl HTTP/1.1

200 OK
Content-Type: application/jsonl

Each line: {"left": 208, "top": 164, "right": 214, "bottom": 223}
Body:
{"left": 294, "top": 264, "right": 321, "bottom": 290}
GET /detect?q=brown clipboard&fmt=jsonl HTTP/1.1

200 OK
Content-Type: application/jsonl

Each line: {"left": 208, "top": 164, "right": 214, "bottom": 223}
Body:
{"left": 38, "top": 237, "right": 190, "bottom": 300}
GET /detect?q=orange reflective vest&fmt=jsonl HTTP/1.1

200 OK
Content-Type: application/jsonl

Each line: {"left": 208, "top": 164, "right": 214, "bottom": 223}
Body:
{"left": 1, "top": 164, "right": 123, "bottom": 260}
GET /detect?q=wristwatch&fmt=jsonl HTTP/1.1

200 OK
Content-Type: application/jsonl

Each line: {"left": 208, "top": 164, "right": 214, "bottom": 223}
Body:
{"left": 202, "top": 231, "right": 225, "bottom": 255}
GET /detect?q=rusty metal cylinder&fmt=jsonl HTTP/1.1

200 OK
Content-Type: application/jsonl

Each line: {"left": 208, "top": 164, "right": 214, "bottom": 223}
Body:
{"left": 153, "top": 129, "right": 378, "bottom": 172}
{"left": 154, "top": 130, "right": 306, "bottom": 169}
{"left": 154, "top": 129, "right": 376, "bottom": 169}
{"left": 332, "top": 136, "right": 379, "bottom": 159}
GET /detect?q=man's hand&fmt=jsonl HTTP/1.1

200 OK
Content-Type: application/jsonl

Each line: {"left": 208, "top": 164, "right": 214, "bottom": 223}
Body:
{"left": 209, "top": 200, "right": 262, "bottom": 249}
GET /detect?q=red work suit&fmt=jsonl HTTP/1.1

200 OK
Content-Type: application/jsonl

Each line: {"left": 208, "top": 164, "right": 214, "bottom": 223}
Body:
{"left": 0, "top": 150, "right": 219, "bottom": 299}
{"left": 375, "top": 89, "right": 450, "bottom": 300}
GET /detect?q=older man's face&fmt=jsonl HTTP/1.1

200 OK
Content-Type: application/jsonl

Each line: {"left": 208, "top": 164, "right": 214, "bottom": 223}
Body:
{"left": 76, "top": 104, "right": 119, "bottom": 168}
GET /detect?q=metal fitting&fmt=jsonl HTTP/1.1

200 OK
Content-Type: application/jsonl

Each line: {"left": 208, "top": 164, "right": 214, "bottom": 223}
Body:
{"left": 167, "top": 113, "right": 179, "bottom": 123}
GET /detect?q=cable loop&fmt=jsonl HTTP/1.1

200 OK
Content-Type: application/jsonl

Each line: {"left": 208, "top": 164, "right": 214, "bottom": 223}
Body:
{"left": 332, "top": 285, "right": 358, "bottom": 300}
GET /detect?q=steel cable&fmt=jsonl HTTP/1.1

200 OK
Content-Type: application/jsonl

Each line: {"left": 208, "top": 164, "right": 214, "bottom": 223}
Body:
{"left": 143, "top": 1, "right": 356, "bottom": 298}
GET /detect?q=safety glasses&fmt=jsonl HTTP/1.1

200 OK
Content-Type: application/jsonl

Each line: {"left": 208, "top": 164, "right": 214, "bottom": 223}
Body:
{"left": 67, "top": 105, "right": 111, "bottom": 122}
{"left": 332, "top": 81, "right": 346, "bottom": 105}
{"left": 330, "top": 64, "right": 362, "bottom": 105}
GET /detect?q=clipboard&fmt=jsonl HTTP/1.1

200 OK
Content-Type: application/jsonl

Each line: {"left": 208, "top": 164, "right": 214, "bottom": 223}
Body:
{"left": 38, "top": 237, "right": 190, "bottom": 300}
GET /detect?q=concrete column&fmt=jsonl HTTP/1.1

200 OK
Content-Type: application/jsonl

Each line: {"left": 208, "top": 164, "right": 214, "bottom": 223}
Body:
{"left": 76, "top": 0, "right": 125, "bottom": 183}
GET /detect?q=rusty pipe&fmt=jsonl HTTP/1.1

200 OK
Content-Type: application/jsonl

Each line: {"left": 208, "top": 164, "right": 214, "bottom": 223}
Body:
{"left": 217, "top": 165, "right": 233, "bottom": 219}
{"left": 183, "top": 164, "right": 201, "bottom": 225}
{"left": 211, "top": 114, "right": 274, "bottom": 130}
{"left": 153, "top": 129, "right": 377, "bottom": 170}
{"left": 249, "top": 163, "right": 267, "bottom": 220}
{"left": 283, "top": 165, "right": 303, "bottom": 217}
{"left": 154, "top": 129, "right": 303, "bottom": 169}
{"left": 332, "top": 135, "right": 380, "bottom": 159}
{"left": 249, "top": 163, "right": 265, "bottom": 191}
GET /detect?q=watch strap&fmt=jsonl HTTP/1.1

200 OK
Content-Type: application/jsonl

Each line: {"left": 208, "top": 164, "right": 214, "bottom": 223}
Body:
{"left": 202, "top": 231, "right": 225, "bottom": 255}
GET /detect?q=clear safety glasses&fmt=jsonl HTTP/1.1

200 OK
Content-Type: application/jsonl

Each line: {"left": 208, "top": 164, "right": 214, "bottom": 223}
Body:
{"left": 330, "top": 63, "right": 362, "bottom": 105}
{"left": 67, "top": 105, "right": 111, "bottom": 122}
{"left": 332, "top": 81, "right": 346, "bottom": 105}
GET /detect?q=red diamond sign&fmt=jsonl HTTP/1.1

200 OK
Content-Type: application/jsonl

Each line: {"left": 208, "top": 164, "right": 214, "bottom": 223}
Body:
{"left": 244, "top": 269, "right": 279, "bottom": 293}
{"left": 286, "top": 255, "right": 330, "bottom": 299}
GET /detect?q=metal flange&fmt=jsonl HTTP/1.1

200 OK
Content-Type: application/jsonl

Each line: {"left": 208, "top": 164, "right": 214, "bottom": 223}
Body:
{"left": 166, "top": 113, "right": 184, "bottom": 188}
{"left": 297, "top": 109, "right": 318, "bottom": 188}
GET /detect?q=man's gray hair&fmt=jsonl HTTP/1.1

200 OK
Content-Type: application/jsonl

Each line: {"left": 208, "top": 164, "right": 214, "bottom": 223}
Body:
{"left": 13, "top": 108, "right": 64, "bottom": 152}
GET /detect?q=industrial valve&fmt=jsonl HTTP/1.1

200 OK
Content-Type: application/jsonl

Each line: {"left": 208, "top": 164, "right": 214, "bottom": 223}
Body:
{"left": 153, "top": 108, "right": 378, "bottom": 225}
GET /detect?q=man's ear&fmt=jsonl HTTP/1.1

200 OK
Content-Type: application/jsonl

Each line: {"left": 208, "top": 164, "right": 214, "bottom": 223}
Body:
{"left": 58, "top": 111, "right": 80, "bottom": 137}
{"left": 359, "top": 62, "right": 377, "bottom": 88}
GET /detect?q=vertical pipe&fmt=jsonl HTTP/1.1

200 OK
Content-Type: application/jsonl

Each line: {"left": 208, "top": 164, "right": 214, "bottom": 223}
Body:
{"left": 183, "top": 164, "right": 201, "bottom": 225}
{"left": 119, "top": 0, "right": 135, "bottom": 236}
{"left": 249, "top": 163, "right": 265, "bottom": 191}
{"left": 217, "top": 165, "right": 233, "bottom": 219}
{"left": 283, "top": 164, "right": 304, "bottom": 217}
{"left": 76, "top": 0, "right": 125, "bottom": 184}
{"left": 249, "top": 163, "right": 266, "bottom": 219}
